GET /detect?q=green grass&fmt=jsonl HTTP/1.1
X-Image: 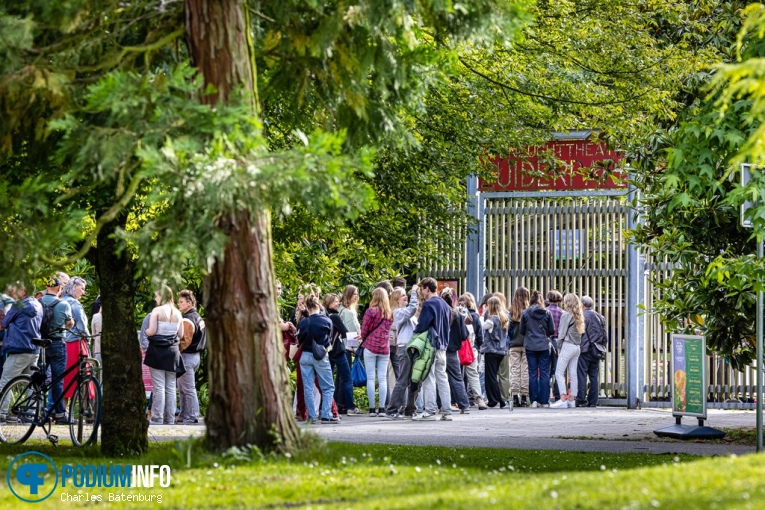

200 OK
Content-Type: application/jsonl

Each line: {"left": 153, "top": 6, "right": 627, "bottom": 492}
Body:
{"left": 0, "top": 437, "right": 763, "bottom": 508}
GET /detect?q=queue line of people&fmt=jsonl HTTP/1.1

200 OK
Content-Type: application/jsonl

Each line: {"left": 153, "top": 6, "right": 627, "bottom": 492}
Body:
{"left": 284, "top": 278, "right": 609, "bottom": 423}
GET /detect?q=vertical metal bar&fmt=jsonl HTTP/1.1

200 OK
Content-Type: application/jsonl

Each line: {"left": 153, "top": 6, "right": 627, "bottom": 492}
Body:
{"left": 466, "top": 176, "right": 481, "bottom": 299}
{"left": 627, "top": 179, "right": 639, "bottom": 408}
{"left": 757, "top": 239, "right": 763, "bottom": 452}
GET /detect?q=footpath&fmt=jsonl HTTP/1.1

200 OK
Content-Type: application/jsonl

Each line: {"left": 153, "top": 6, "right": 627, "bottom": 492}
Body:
{"left": 142, "top": 406, "right": 757, "bottom": 457}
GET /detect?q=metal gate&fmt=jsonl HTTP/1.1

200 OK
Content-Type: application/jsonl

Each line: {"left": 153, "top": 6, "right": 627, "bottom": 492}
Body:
{"left": 481, "top": 194, "right": 628, "bottom": 397}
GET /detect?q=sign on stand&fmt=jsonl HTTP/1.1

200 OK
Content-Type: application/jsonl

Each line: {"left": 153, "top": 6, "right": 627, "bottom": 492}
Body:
{"left": 671, "top": 334, "right": 706, "bottom": 418}
{"left": 655, "top": 334, "right": 724, "bottom": 440}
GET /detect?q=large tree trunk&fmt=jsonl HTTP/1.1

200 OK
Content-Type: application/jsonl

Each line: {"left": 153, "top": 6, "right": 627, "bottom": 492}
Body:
{"left": 97, "top": 215, "right": 149, "bottom": 455}
{"left": 186, "top": 0, "right": 300, "bottom": 451}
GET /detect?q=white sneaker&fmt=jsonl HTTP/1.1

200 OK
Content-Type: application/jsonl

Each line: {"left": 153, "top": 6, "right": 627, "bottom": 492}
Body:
{"left": 530, "top": 401, "right": 539, "bottom": 408}
{"left": 550, "top": 399, "right": 569, "bottom": 409}
{"left": 567, "top": 400, "right": 576, "bottom": 408}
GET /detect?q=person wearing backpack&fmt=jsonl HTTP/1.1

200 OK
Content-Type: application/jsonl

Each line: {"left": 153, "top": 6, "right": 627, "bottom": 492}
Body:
{"left": 0, "top": 282, "right": 43, "bottom": 418}
{"left": 576, "top": 296, "right": 607, "bottom": 408}
{"left": 178, "top": 289, "right": 206, "bottom": 425}
{"left": 39, "top": 277, "right": 74, "bottom": 424}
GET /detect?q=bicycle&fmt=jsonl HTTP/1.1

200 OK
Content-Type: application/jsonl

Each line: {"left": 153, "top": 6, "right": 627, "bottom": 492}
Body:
{"left": 0, "top": 330, "right": 102, "bottom": 446}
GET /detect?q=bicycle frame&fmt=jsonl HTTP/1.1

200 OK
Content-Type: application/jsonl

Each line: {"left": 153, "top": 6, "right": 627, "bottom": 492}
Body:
{"left": 15, "top": 344, "right": 96, "bottom": 444}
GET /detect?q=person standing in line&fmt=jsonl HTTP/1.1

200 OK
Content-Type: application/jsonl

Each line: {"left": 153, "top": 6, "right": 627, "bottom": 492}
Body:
{"left": 324, "top": 293, "right": 361, "bottom": 415}
{"left": 412, "top": 277, "right": 453, "bottom": 421}
{"left": 546, "top": 290, "right": 564, "bottom": 403}
{"left": 40, "top": 277, "right": 74, "bottom": 424}
{"left": 457, "top": 293, "right": 487, "bottom": 410}
{"left": 493, "top": 292, "right": 511, "bottom": 406}
{"left": 520, "top": 290, "right": 554, "bottom": 408}
{"left": 359, "top": 287, "right": 393, "bottom": 416}
{"left": 298, "top": 293, "right": 338, "bottom": 424}
{"left": 440, "top": 288, "right": 471, "bottom": 414}
{"left": 61, "top": 277, "right": 91, "bottom": 402}
{"left": 90, "top": 305, "right": 102, "bottom": 365}
{"left": 0, "top": 283, "right": 43, "bottom": 419}
{"left": 551, "top": 293, "right": 585, "bottom": 408}
{"left": 480, "top": 296, "right": 509, "bottom": 408}
{"left": 178, "top": 289, "right": 206, "bottom": 424}
{"left": 338, "top": 285, "right": 361, "bottom": 362}
{"left": 385, "top": 285, "right": 420, "bottom": 419}
{"left": 576, "top": 296, "right": 606, "bottom": 408}
{"left": 508, "top": 287, "right": 530, "bottom": 408}
{"left": 143, "top": 285, "right": 185, "bottom": 425}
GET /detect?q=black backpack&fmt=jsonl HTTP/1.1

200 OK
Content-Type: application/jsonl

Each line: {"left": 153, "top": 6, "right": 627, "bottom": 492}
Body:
{"left": 39, "top": 297, "right": 60, "bottom": 339}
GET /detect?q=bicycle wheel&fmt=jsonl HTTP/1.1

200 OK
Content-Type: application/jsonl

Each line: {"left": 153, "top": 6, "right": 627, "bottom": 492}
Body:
{"left": 69, "top": 375, "right": 102, "bottom": 446}
{"left": 0, "top": 375, "right": 40, "bottom": 444}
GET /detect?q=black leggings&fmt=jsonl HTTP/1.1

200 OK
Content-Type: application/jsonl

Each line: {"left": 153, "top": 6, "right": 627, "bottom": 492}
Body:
{"left": 484, "top": 352, "right": 505, "bottom": 406}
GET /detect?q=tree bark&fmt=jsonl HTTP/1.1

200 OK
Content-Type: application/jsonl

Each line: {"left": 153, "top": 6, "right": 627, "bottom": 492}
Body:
{"left": 97, "top": 215, "right": 149, "bottom": 455}
{"left": 185, "top": 0, "right": 300, "bottom": 451}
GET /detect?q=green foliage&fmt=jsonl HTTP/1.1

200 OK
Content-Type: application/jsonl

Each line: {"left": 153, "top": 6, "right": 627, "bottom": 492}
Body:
{"left": 629, "top": 2, "right": 765, "bottom": 369}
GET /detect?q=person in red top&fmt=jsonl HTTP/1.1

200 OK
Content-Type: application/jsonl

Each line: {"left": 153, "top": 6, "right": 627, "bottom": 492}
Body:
{"left": 360, "top": 287, "right": 393, "bottom": 416}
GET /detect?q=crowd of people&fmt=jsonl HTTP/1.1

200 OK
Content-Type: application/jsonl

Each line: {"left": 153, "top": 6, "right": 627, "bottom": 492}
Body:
{"left": 284, "top": 276, "right": 609, "bottom": 424}
{"left": 1, "top": 271, "right": 607, "bottom": 428}
{"left": 0, "top": 276, "right": 206, "bottom": 427}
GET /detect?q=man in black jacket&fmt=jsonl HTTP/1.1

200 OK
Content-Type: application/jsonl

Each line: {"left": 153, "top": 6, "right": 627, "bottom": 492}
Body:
{"left": 178, "top": 290, "right": 206, "bottom": 425}
{"left": 576, "top": 295, "right": 606, "bottom": 407}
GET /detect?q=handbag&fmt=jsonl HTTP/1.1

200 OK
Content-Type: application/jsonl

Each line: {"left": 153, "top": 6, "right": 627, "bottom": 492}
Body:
{"left": 351, "top": 347, "right": 367, "bottom": 387}
{"left": 458, "top": 339, "right": 474, "bottom": 366}
{"left": 311, "top": 340, "right": 328, "bottom": 361}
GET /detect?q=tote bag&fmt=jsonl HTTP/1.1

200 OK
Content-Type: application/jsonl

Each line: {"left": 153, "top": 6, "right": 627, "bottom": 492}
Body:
{"left": 351, "top": 347, "right": 367, "bottom": 387}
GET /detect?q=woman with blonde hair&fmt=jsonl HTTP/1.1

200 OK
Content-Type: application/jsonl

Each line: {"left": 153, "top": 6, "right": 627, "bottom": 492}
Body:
{"left": 143, "top": 284, "right": 185, "bottom": 425}
{"left": 480, "top": 296, "right": 509, "bottom": 408}
{"left": 359, "top": 287, "right": 393, "bottom": 416}
{"left": 508, "top": 287, "right": 530, "bottom": 407}
{"left": 550, "top": 293, "right": 585, "bottom": 408}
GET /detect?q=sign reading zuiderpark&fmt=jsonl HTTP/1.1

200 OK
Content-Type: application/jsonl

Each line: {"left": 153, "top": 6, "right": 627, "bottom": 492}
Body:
{"left": 671, "top": 334, "right": 707, "bottom": 418}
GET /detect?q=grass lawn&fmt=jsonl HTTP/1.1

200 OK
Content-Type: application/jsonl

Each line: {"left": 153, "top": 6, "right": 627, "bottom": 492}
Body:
{"left": 1, "top": 435, "right": 763, "bottom": 509}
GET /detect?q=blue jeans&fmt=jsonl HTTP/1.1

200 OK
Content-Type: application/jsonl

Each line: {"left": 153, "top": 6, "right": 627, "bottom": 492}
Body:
{"left": 526, "top": 348, "right": 551, "bottom": 405}
{"left": 300, "top": 351, "right": 335, "bottom": 421}
{"left": 363, "top": 351, "right": 389, "bottom": 410}
{"left": 46, "top": 341, "right": 67, "bottom": 416}
{"left": 331, "top": 353, "right": 356, "bottom": 411}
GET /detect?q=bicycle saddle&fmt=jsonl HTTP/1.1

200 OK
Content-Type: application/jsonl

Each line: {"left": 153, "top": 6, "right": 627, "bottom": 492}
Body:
{"left": 31, "top": 338, "right": 52, "bottom": 348}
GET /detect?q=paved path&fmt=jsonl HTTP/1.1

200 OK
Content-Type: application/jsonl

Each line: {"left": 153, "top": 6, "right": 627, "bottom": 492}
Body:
{"left": 306, "top": 407, "right": 756, "bottom": 456}
{"left": 24, "top": 407, "right": 757, "bottom": 456}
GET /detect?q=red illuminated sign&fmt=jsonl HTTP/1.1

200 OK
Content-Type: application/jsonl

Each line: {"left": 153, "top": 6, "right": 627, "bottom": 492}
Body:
{"left": 479, "top": 140, "right": 626, "bottom": 192}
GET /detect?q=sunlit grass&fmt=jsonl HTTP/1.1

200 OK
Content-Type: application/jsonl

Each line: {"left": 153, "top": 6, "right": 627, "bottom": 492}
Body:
{"left": 0, "top": 438, "right": 761, "bottom": 508}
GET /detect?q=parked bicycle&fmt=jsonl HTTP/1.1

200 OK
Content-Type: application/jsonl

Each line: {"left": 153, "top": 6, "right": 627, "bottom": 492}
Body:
{"left": 0, "top": 329, "right": 102, "bottom": 446}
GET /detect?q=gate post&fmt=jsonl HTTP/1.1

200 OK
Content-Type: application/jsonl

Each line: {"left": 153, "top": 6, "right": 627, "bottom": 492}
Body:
{"left": 466, "top": 175, "right": 483, "bottom": 299}
{"left": 626, "top": 178, "right": 645, "bottom": 408}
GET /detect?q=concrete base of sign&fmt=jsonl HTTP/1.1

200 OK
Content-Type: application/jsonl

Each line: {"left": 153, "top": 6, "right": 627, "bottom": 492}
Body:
{"left": 653, "top": 424, "right": 726, "bottom": 440}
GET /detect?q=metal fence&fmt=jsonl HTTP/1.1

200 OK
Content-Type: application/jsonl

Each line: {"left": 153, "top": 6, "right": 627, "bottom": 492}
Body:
{"left": 643, "top": 263, "right": 758, "bottom": 408}
{"left": 424, "top": 192, "right": 758, "bottom": 406}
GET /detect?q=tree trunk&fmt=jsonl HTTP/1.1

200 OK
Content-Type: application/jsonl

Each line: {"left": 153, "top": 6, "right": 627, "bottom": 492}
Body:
{"left": 97, "top": 215, "right": 149, "bottom": 455}
{"left": 186, "top": 0, "right": 300, "bottom": 451}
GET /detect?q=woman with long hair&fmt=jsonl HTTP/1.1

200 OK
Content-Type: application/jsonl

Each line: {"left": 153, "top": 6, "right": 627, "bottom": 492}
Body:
{"left": 480, "top": 296, "right": 509, "bottom": 408}
{"left": 324, "top": 293, "right": 361, "bottom": 415}
{"left": 359, "top": 287, "right": 393, "bottom": 416}
{"left": 144, "top": 285, "right": 185, "bottom": 425}
{"left": 441, "top": 288, "right": 471, "bottom": 413}
{"left": 520, "top": 290, "right": 554, "bottom": 408}
{"left": 508, "top": 287, "right": 530, "bottom": 407}
{"left": 384, "top": 285, "right": 420, "bottom": 418}
{"left": 297, "top": 292, "right": 338, "bottom": 424}
{"left": 458, "top": 292, "right": 487, "bottom": 410}
{"left": 550, "top": 293, "right": 585, "bottom": 408}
